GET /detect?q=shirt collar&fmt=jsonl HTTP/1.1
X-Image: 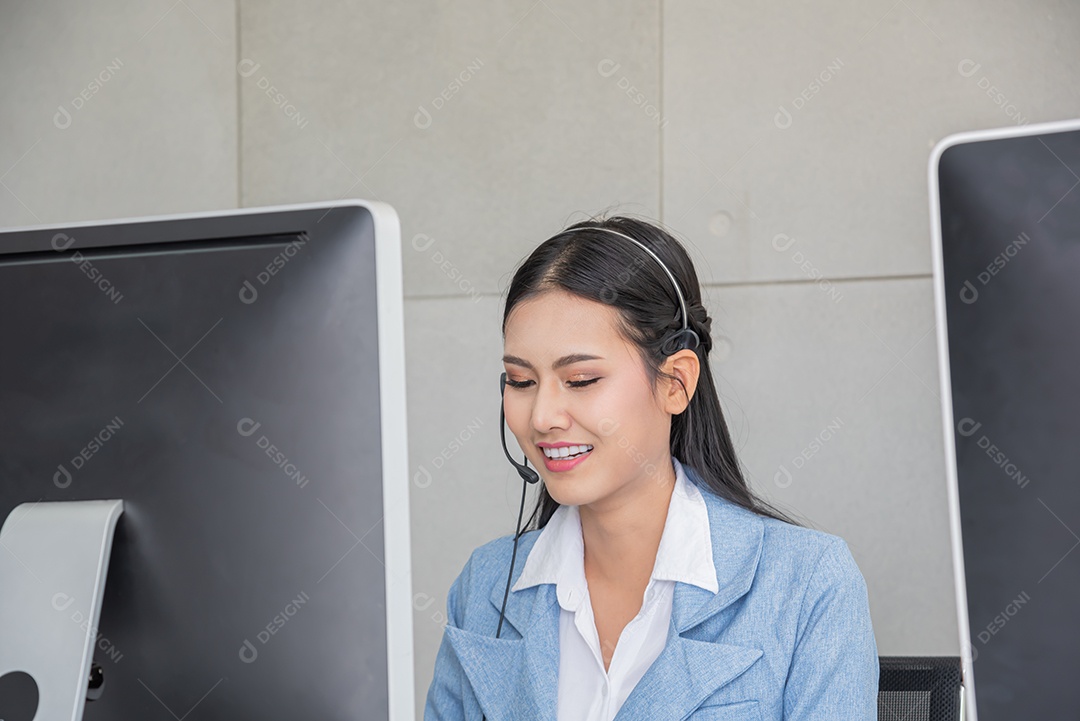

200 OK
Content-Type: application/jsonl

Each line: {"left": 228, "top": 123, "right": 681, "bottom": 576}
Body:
{"left": 510, "top": 457, "right": 719, "bottom": 608}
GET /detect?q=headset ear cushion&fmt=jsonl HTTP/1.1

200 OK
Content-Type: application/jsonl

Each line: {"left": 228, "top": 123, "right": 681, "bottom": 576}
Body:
{"left": 660, "top": 329, "right": 699, "bottom": 356}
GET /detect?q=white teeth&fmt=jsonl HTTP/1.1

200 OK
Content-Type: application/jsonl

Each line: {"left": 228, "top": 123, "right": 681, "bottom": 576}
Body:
{"left": 541, "top": 444, "right": 594, "bottom": 459}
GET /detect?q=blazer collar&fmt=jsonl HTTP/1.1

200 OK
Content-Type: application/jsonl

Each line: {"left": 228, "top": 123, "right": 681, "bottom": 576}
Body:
{"left": 446, "top": 464, "right": 766, "bottom": 720}
{"left": 510, "top": 458, "right": 720, "bottom": 611}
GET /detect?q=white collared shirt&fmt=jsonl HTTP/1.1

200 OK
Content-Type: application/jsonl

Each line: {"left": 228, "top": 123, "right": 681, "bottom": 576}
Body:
{"left": 511, "top": 457, "right": 718, "bottom": 720}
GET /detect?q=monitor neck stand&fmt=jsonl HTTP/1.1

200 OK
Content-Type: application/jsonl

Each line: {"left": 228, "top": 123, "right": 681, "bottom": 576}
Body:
{"left": 0, "top": 500, "right": 124, "bottom": 721}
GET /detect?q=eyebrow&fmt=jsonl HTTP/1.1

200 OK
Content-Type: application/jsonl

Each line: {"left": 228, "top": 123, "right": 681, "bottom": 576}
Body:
{"left": 502, "top": 353, "right": 603, "bottom": 371}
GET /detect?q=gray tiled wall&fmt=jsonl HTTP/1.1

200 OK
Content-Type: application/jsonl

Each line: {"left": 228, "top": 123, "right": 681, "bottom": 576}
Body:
{"left": 0, "top": 0, "right": 237, "bottom": 224}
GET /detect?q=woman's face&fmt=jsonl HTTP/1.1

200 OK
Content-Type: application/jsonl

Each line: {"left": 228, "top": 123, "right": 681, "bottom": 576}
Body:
{"left": 502, "top": 289, "right": 682, "bottom": 510}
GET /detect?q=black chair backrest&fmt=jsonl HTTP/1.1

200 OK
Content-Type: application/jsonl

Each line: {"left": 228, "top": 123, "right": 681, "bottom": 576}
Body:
{"left": 878, "top": 656, "right": 962, "bottom": 721}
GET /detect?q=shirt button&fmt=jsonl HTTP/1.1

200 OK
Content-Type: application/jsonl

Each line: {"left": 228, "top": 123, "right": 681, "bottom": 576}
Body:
{"left": 601, "top": 684, "right": 608, "bottom": 697}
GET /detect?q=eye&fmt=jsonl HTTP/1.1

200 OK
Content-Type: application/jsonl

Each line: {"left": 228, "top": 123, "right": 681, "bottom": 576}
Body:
{"left": 503, "top": 377, "right": 601, "bottom": 389}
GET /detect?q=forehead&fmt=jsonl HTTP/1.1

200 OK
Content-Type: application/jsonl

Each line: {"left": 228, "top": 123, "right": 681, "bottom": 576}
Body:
{"left": 505, "top": 290, "right": 616, "bottom": 334}
{"left": 503, "top": 290, "right": 634, "bottom": 362}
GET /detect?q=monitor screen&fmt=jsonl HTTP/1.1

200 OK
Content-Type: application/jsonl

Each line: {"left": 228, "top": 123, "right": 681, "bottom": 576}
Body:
{"left": 0, "top": 201, "right": 413, "bottom": 721}
{"left": 931, "top": 120, "right": 1080, "bottom": 720}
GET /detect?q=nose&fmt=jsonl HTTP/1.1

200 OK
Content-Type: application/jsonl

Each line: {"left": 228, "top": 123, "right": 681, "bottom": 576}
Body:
{"left": 530, "top": 378, "right": 571, "bottom": 434}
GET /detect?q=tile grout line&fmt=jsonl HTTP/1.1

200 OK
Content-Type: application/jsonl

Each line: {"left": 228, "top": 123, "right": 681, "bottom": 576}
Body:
{"left": 658, "top": 0, "right": 664, "bottom": 223}
{"left": 235, "top": 0, "right": 243, "bottom": 208}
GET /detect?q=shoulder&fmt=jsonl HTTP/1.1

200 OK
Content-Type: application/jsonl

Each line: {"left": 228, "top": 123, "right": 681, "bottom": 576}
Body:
{"left": 761, "top": 506, "right": 868, "bottom": 589}
{"left": 754, "top": 512, "right": 873, "bottom": 636}
{"left": 697, "top": 492, "right": 876, "bottom": 657}
{"left": 760, "top": 514, "right": 856, "bottom": 575}
{"left": 698, "top": 486, "right": 869, "bottom": 596}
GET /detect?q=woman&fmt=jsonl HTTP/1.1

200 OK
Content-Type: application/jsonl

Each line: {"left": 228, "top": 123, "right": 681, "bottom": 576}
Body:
{"left": 424, "top": 215, "right": 879, "bottom": 720}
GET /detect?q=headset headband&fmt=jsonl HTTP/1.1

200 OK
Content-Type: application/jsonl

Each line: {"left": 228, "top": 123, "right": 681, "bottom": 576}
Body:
{"left": 560, "top": 225, "right": 700, "bottom": 353}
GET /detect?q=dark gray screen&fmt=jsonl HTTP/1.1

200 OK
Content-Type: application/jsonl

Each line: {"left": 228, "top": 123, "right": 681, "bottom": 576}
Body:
{"left": 0, "top": 207, "right": 389, "bottom": 719}
{"left": 938, "top": 128, "right": 1080, "bottom": 718}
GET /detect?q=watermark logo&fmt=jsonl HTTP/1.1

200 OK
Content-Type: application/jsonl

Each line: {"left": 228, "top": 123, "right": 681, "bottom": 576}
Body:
{"left": 414, "top": 591, "right": 449, "bottom": 626}
{"left": 51, "top": 592, "right": 123, "bottom": 663}
{"left": 771, "top": 233, "right": 843, "bottom": 303}
{"left": 238, "top": 591, "right": 310, "bottom": 663}
{"left": 774, "top": 417, "right": 844, "bottom": 488}
{"left": 54, "top": 416, "right": 125, "bottom": 488}
{"left": 774, "top": 58, "right": 844, "bottom": 130}
{"left": 597, "top": 59, "right": 668, "bottom": 128}
{"left": 237, "top": 417, "right": 310, "bottom": 489}
{"left": 51, "top": 233, "right": 124, "bottom": 304}
{"left": 957, "top": 231, "right": 1030, "bottom": 304}
{"left": 410, "top": 233, "right": 483, "bottom": 302}
{"left": 599, "top": 251, "right": 650, "bottom": 304}
{"left": 238, "top": 235, "right": 309, "bottom": 304}
{"left": 237, "top": 58, "right": 309, "bottom": 130}
{"left": 968, "top": 590, "right": 1031, "bottom": 661}
{"left": 413, "top": 416, "right": 484, "bottom": 488}
{"left": 54, "top": 58, "right": 124, "bottom": 130}
{"left": 956, "top": 417, "right": 1030, "bottom": 488}
{"left": 957, "top": 59, "right": 1028, "bottom": 127}
{"left": 414, "top": 58, "right": 485, "bottom": 129}
{"left": 595, "top": 417, "right": 668, "bottom": 485}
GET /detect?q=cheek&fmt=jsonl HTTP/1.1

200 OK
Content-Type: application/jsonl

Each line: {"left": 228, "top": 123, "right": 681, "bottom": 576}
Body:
{"left": 590, "top": 384, "right": 644, "bottom": 433}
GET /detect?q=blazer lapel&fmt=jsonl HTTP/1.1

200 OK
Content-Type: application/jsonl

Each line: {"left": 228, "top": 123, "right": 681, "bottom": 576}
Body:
{"left": 447, "top": 473, "right": 768, "bottom": 721}
{"left": 614, "top": 482, "right": 768, "bottom": 719}
{"left": 612, "top": 621, "right": 764, "bottom": 719}
{"left": 444, "top": 536, "right": 561, "bottom": 721}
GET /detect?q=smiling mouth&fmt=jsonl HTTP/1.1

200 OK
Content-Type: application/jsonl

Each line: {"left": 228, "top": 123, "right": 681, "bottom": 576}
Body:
{"left": 539, "top": 444, "right": 594, "bottom": 461}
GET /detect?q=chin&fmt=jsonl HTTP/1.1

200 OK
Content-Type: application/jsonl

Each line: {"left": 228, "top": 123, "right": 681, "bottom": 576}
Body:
{"left": 542, "top": 477, "right": 605, "bottom": 508}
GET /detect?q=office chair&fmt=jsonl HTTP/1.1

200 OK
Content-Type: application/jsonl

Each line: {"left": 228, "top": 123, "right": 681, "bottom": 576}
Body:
{"left": 878, "top": 656, "right": 962, "bottom": 721}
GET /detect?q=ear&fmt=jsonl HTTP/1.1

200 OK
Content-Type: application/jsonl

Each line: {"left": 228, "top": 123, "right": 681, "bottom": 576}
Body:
{"left": 659, "top": 349, "right": 700, "bottom": 415}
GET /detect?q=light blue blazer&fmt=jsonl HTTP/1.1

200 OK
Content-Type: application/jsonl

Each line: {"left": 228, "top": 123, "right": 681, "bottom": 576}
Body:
{"left": 424, "top": 465, "right": 879, "bottom": 720}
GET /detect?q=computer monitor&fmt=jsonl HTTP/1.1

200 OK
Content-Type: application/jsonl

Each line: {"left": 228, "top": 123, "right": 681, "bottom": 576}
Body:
{"left": 930, "top": 119, "right": 1080, "bottom": 720}
{"left": 0, "top": 200, "right": 414, "bottom": 721}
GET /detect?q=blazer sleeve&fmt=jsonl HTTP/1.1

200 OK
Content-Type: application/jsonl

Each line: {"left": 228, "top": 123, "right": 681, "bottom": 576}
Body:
{"left": 783, "top": 536, "right": 879, "bottom": 720}
{"left": 423, "top": 552, "right": 474, "bottom": 721}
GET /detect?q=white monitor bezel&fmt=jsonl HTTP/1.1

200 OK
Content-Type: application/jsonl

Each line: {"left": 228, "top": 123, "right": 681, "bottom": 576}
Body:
{"left": 928, "top": 117, "right": 1080, "bottom": 721}
{"left": 0, "top": 198, "right": 415, "bottom": 721}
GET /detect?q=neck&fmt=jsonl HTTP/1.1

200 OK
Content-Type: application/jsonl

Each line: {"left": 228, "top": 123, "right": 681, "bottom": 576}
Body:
{"left": 579, "top": 456, "right": 677, "bottom": 587}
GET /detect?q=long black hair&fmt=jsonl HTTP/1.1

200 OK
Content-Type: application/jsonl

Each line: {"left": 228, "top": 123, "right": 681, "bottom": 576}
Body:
{"left": 502, "top": 214, "right": 805, "bottom": 530}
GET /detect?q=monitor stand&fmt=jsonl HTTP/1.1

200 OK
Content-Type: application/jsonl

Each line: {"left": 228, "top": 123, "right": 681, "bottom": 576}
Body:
{"left": 0, "top": 500, "right": 124, "bottom": 721}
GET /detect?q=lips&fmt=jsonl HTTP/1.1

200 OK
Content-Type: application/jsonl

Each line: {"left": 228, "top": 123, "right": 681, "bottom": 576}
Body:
{"left": 540, "top": 447, "right": 592, "bottom": 472}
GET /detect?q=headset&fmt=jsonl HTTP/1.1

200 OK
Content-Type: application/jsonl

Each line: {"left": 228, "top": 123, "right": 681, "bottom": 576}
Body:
{"left": 491, "top": 225, "right": 701, "bottom": 660}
